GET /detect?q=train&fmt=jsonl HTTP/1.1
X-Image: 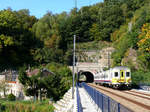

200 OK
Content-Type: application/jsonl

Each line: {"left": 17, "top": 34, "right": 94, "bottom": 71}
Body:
{"left": 94, "top": 66, "right": 132, "bottom": 89}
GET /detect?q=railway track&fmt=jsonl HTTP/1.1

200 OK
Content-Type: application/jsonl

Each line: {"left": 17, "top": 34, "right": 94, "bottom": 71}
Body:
{"left": 128, "top": 90, "right": 150, "bottom": 97}
{"left": 123, "top": 90, "right": 150, "bottom": 100}
{"left": 88, "top": 83, "right": 150, "bottom": 112}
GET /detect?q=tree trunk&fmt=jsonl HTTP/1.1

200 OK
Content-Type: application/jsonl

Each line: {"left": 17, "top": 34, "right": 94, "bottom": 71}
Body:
{"left": 3, "top": 88, "right": 6, "bottom": 98}
{"left": 40, "top": 89, "right": 42, "bottom": 101}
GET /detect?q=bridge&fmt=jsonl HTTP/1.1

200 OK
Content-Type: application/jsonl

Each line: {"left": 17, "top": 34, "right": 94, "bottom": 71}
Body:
{"left": 54, "top": 82, "right": 150, "bottom": 112}
{"left": 54, "top": 47, "right": 150, "bottom": 112}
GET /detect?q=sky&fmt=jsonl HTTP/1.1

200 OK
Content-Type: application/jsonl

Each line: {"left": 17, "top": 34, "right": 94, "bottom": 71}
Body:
{"left": 0, "top": 0, "right": 103, "bottom": 18}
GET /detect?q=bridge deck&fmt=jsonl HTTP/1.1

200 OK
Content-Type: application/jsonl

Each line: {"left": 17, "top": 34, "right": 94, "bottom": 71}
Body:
{"left": 78, "top": 86, "right": 101, "bottom": 112}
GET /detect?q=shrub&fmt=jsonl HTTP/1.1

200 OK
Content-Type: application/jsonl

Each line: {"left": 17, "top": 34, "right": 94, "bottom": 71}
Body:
{"left": 7, "top": 93, "right": 16, "bottom": 101}
{"left": 131, "top": 70, "right": 150, "bottom": 88}
{"left": 0, "top": 103, "right": 6, "bottom": 111}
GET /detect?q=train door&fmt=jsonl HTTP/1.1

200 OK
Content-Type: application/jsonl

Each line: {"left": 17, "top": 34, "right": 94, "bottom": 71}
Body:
{"left": 120, "top": 70, "right": 125, "bottom": 82}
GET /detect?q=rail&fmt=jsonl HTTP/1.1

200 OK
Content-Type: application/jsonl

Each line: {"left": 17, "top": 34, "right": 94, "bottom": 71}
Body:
{"left": 76, "top": 83, "right": 83, "bottom": 112}
{"left": 82, "top": 82, "right": 132, "bottom": 112}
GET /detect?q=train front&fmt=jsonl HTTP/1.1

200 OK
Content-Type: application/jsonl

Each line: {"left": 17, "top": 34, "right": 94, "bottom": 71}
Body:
{"left": 111, "top": 66, "right": 132, "bottom": 89}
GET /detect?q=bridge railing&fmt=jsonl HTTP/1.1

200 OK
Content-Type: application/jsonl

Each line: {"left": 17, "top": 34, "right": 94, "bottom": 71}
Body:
{"left": 82, "top": 82, "right": 132, "bottom": 112}
{"left": 76, "top": 83, "right": 83, "bottom": 112}
{"left": 139, "top": 83, "right": 150, "bottom": 91}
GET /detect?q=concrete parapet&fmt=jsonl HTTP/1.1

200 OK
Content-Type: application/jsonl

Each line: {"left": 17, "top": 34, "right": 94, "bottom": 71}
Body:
{"left": 54, "top": 87, "right": 76, "bottom": 112}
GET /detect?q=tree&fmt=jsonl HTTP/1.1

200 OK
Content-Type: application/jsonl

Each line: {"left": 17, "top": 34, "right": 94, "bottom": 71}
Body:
{"left": 138, "top": 23, "right": 150, "bottom": 52}
{"left": 18, "top": 65, "right": 72, "bottom": 101}
{"left": 16, "top": 9, "right": 37, "bottom": 29}
{"left": 0, "top": 79, "right": 10, "bottom": 97}
{"left": 18, "top": 67, "right": 29, "bottom": 85}
{"left": 137, "top": 23, "right": 150, "bottom": 69}
{"left": 0, "top": 9, "right": 39, "bottom": 69}
{"left": 98, "top": 2, "right": 124, "bottom": 41}
{"left": 0, "top": 34, "right": 14, "bottom": 48}
{"left": 7, "top": 93, "right": 16, "bottom": 101}
{"left": 89, "top": 23, "right": 101, "bottom": 40}
{"left": 33, "top": 47, "right": 64, "bottom": 65}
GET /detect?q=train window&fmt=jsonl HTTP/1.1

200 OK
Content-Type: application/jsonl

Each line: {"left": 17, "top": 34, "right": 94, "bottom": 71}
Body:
{"left": 126, "top": 72, "right": 130, "bottom": 77}
{"left": 114, "top": 72, "right": 118, "bottom": 77}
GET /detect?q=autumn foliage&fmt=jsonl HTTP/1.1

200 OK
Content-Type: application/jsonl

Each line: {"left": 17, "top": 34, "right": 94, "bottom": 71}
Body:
{"left": 138, "top": 23, "right": 150, "bottom": 52}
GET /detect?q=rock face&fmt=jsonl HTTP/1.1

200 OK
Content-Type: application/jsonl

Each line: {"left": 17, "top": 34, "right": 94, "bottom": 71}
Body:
{"left": 76, "top": 47, "right": 115, "bottom": 66}
{"left": 98, "top": 47, "right": 115, "bottom": 68}
{"left": 121, "top": 48, "right": 139, "bottom": 69}
{"left": 70, "top": 47, "right": 115, "bottom": 73}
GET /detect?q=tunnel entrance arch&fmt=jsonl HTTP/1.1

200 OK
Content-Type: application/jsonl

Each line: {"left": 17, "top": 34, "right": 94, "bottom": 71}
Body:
{"left": 78, "top": 71, "right": 94, "bottom": 83}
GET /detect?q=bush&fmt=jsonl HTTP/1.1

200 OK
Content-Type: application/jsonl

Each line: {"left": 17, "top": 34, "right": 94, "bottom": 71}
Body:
{"left": 0, "top": 100, "right": 54, "bottom": 112}
{"left": 7, "top": 93, "right": 16, "bottom": 101}
{"left": 112, "top": 34, "right": 132, "bottom": 66}
{"left": 0, "top": 103, "right": 6, "bottom": 112}
{"left": 131, "top": 70, "right": 150, "bottom": 88}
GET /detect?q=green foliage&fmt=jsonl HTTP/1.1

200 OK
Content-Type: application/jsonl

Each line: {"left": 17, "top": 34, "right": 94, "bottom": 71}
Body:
{"left": 18, "top": 66, "right": 29, "bottom": 85}
{"left": 0, "top": 102, "right": 5, "bottom": 112}
{"left": 45, "top": 63, "right": 72, "bottom": 100}
{"left": 0, "top": 0, "right": 149, "bottom": 69}
{"left": 7, "top": 93, "right": 16, "bottom": 101}
{"left": 124, "top": 0, "right": 145, "bottom": 11}
{"left": 64, "top": 49, "right": 73, "bottom": 66}
{"left": 137, "top": 23, "right": 150, "bottom": 70}
{"left": 0, "top": 100, "right": 54, "bottom": 112}
{"left": 76, "top": 41, "right": 109, "bottom": 50}
{"left": 132, "top": 70, "right": 150, "bottom": 87}
{"left": 16, "top": 9, "right": 37, "bottom": 29}
{"left": 98, "top": 0, "right": 125, "bottom": 41}
{"left": 33, "top": 47, "right": 64, "bottom": 65}
{"left": 112, "top": 34, "right": 131, "bottom": 66}
{"left": 0, "top": 9, "right": 40, "bottom": 70}
{"left": 111, "top": 25, "right": 128, "bottom": 42}
{"left": 18, "top": 63, "right": 72, "bottom": 101}
{"left": 111, "top": 1, "right": 150, "bottom": 67}
{"left": 1, "top": 0, "right": 150, "bottom": 101}
{"left": 0, "top": 34, "right": 14, "bottom": 48}
{"left": 89, "top": 23, "right": 101, "bottom": 40}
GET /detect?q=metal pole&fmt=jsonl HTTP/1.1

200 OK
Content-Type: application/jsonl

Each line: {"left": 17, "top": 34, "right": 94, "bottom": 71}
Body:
{"left": 72, "top": 34, "right": 76, "bottom": 99}
{"left": 75, "top": 0, "right": 77, "bottom": 10}
{"left": 108, "top": 51, "right": 109, "bottom": 69}
{"left": 72, "top": 0, "right": 77, "bottom": 99}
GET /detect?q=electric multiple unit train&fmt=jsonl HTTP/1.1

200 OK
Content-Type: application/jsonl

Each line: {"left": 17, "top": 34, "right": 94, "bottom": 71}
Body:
{"left": 94, "top": 66, "right": 132, "bottom": 88}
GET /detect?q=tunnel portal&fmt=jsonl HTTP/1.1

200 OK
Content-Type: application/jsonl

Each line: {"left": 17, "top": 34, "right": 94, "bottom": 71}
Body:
{"left": 78, "top": 71, "right": 94, "bottom": 83}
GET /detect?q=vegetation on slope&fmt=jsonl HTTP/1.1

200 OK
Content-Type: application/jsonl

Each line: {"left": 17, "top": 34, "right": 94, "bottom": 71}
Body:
{"left": 0, "top": 0, "right": 150, "bottom": 102}
{"left": 110, "top": 0, "right": 150, "bottom": 85}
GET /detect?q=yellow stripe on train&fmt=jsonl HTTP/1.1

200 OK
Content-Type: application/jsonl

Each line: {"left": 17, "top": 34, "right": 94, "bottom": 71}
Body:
{"left": 111, "top": 78, "right": 131, "bottom": 84}
{"left": 112, "top": 78, "right": 119, "bottom": 83}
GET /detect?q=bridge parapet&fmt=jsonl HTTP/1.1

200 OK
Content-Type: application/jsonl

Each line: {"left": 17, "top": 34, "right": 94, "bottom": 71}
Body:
{"left": 76, "top": 62, "right": 99, "bottom": 66}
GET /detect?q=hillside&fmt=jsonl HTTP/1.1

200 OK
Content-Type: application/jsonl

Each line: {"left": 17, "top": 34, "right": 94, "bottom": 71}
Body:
{"left": 74, "top": 0, "right": 150, "bottom": 85}
{"left": 0, "top": 0, "right": 150, "bottom": 101}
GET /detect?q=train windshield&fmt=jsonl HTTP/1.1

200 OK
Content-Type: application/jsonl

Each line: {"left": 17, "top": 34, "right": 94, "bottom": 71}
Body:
{"left": 114, "top": 72, "right": 118, "bottom": 77}
{"left": 126, "top": 72, "right": 130, "bottom": 77}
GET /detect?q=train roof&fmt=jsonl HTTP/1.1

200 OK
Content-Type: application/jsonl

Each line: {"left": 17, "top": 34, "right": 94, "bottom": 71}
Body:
{"left": 112, "top": 66, "right": 130, "bottom": 70}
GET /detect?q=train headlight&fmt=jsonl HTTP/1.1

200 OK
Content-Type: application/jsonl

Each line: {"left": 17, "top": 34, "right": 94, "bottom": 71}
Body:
{"left": 127, "top": 79, "right": 131, "bottom": 83}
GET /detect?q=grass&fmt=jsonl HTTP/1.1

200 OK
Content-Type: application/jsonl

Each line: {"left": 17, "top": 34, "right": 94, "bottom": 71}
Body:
{"left": 0, "top": 99, "right": 54, "bottom": 112}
